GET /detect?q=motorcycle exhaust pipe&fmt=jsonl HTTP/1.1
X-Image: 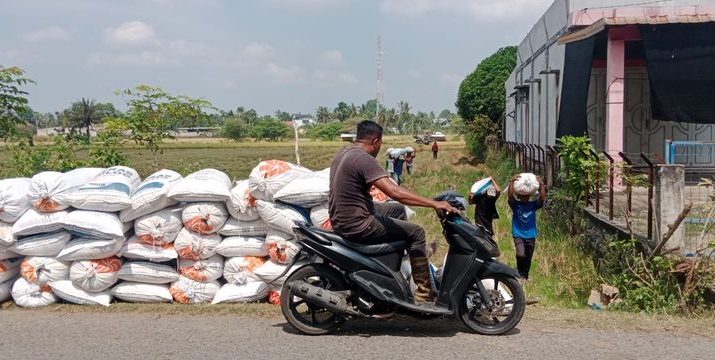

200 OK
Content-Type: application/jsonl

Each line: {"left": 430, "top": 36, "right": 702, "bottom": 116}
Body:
{"left": 287, "top": 280, "right": 360, "bottom": 317}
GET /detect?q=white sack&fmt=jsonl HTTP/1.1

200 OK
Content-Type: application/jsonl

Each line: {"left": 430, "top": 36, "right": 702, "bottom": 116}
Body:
{"left": 0, "top": 245, "right": 17, "bottom": 260}
{"left": 315, "top": 168, "right": 330, "bottom": 180}
{"left": 265, "top": 229, "right": 300, "bottom": 265}
{"left": 169, "top": 276, "right": 219, "bottom": 304}
{"left": 309, "top": 204, "right": 331, "bottom": 230}
{"left": 56, "top": 237, "right": 123, "bottom": 261}
{"left": 513, "top": 173, "right": 540, "bottom": 196}
{"left": 182, "top": 202, "right": 228, "bottom": 235}
{"left": 12, "top": 209, "right": 68, "bottom": 237}
{"left": 470, "top": 178, "right": 495, "bottom": 197}
{"left": 134, "top": 207, "right": 183, "bottom": 245}
{"left": 254, "top": 260, "right": 305, "bottom": 287}
{"left": 215, "top": 236, "right": 267, "bottom": 257}
{"left": 65, "top": 166, "right": 141, "bottom": 212}
{"left": 117, "top": 261, "right": 179, "bottom": 284}
{"left": 111, "top": 282, "right": 172, "bottom": 303}
{"left": 0, "top": 257, "right": 21, "bottom": 283}
{"left": 255, "top": 200, "right": 306, "bottom": 234}
{"left": 178, "top": 255, "right": 224, "bottom": 282}
{"left": 0, "top": 177, "right": 32, "bottom": 222}
{"left": 226, "top": 180, "right": 260, "bottom": 221}
{"left": 69, "top": 257, "right": 122, "bottom": 292}
{"left": 219, "top": 218, "right": 269, "bottom": 237}
{"left": 20, "top": 256, "right": 70, "bottom": 284}
{"left": 119, "top": 169, "right": 182, "bottom": 222}
{"left": 223, "top": 256, "right": 266, "bottom": 285}
{"left": 405, "top": 206, "right": 416, "bottom": 220}
{"left": 173, "top": 228, "right": 220, "bottom": 260}
{"left": 62, "top": 210, "right": 125, "bottom": 240}
{"left": 212, "top": 282, "right": 269, "bottom": 304}
{"left": 120, "top": 236, "right": 178, "bottom": 262}
{"left": 0, "top": 221, "right": 15, "bottom": 246}
{"left": 168, "top": 169, "right": 231, "bottom": 202}
{"left": 0, "top": 278, "right": 14, "bottom": 302}
{"left": 28, "top": 168, "right": 103, "bottom": 212}
{"left": 11, "top": 231, "right": 71, "bottom": 257}
{"left": 12, "top": 277, "right": 57, "bottom": 307}
{"left": 48, "top": 280, "right": 112, "bottom": 306}
{"left": 248, "top": 160, "right": 314, "bottom": 201}
{"left": 273, "top": 176, "right": 329, "bottom": 208}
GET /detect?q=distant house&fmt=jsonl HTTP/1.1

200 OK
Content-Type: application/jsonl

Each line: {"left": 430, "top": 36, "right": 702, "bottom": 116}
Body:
{"left": 293, "top": 115, "right": 316, "bottom": 128}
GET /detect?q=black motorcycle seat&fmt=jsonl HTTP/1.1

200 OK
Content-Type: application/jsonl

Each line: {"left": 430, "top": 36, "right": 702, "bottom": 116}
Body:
{"left": 308, "top": 227, "right": 409, "bottom": 255}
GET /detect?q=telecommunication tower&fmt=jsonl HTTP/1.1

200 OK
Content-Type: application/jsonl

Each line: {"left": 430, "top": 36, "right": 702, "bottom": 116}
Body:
{"left": 376, "top": 35, "right": 383, "bottom": 122}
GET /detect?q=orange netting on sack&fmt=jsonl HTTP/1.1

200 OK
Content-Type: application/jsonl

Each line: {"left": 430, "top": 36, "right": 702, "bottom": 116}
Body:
{"left": 91, "top": 257, "right": 122, "bottom": 273}
{"left": 169, "top": 287, "right": 191, "bottom": 304}
{"left": 267, "top": 290, "right": 281, "bottom": 305}
{"left": 184, "top": 216, "right": 215, "bottom": 235}
{"left": 20, "top": 260, "right": 37, "bottom": 283}
{"left": 33, "top": 198, "right": 62, "bottom": 213}
{"left": 258, "top": 160, "right": 292, "bottom": 179}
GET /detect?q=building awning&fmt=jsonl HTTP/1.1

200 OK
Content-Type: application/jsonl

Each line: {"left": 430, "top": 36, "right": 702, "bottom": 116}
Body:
{"left": 558, "top": 15, "right": 715, "bottom": 45}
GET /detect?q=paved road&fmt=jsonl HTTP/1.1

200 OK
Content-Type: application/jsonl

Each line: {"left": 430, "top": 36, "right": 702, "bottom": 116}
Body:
{"left": 0, "top": 311, "right": 712, "bottom": 359}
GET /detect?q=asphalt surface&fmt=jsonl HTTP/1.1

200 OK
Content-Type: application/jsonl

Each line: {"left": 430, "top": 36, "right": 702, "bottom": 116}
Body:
{"left": 0, "top": 311, "right": 713, "bottom": 360}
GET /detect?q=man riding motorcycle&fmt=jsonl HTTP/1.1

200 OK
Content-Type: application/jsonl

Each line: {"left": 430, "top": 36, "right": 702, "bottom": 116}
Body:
{"left": 328, "top": 120, "right": 459, "bottom": 304}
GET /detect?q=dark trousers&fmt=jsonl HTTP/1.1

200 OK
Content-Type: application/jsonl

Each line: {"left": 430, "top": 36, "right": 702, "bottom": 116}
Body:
{"left": 513, "top": 237, "right": 536, "bottom": 279}
{"left": 347, "top": 201, "right": 427, "bottom": 260}
{"left": 432, "top": 151, "right": 438, "bottom": 159}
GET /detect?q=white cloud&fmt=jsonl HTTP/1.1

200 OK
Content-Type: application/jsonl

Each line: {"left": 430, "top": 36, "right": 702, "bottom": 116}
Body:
{"left": 320, "top": 50, "right": 344, "bottom": 67}
{"left": 88, "top": 50, "right": 178, "bottom": 67}
{"left": 266, "top": 62, "right": 305, "bottom": 83}
{"left": 104, "top": 21, "right": 157, "bottom": 46}
{"left": 265, "top": 0, "right": 351, "bottom": 8}
{"left": 380, "top": 0, "right": 551, "bottom": 20}
{"left": 240, "top": 42, "right": 275, "bottom": 62}
{"left": 22, "top": 26, "right": 70, "bottom": 43}
{"left": 312, "top": 69, "right": 357, "bottom": 85}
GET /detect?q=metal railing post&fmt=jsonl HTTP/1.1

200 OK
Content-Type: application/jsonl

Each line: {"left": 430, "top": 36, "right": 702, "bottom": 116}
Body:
{"left": 590, "top": 149, "right": 600, "bottom": 214}
{"left": 602, "top": 151, "right": 615, "bottom": 221}
{"left": 641, "top": 153, "right": 655, "bottom": 241}
{"left": 619, "top": 152, "right": 633, "bottom": 213}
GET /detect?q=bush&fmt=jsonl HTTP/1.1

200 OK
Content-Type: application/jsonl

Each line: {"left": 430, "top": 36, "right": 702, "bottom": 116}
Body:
{"left": 221, "top": 118, "right": 248, "bottom": 141}
{"left": 306, "top": 122, "right": 343, "bottom": 141}
{"left": 6, "top": 135, "right": 84, "bottom": 177}
{"left": 463, "top": 116, "right": 500, "bottom": 160}
{"left": 251, "top": 118, "right": 290, "bottom": 141}
{"left": 89, "top": 123, "right": 127, "bottom": 167}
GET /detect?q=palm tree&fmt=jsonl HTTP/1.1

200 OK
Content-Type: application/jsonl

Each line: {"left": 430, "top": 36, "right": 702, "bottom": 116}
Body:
{"left": 316, "top": 106, "right": 332, "bottom": 123}
{"left": 64, "top": 98, "right": 106, "bottom": 141}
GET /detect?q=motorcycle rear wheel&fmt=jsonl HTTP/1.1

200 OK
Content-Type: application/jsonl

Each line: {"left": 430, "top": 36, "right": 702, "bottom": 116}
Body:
{"left": 280, "top": 264, "right": 348, "bottom": 335}
{"left": 457, "top": 275, "right": 525, "bottom": 335}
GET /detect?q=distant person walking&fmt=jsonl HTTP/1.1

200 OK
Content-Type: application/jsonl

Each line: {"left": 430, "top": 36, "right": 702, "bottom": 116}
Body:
{"left": 405, "top": 151, "right": 415, "bottom": 175}
{"left": 393, "top": 156, "right": 405, "bottom": 185}
{"left": 431, "top": 141, "right": 439, "bottom": 159}
{"left": 385, "top": 154, "right": 395, "bottom": 179}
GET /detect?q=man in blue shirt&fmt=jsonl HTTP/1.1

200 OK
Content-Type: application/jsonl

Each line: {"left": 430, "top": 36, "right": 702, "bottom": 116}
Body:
{"left": 507, "top": 175, "right": 547, "bottom": 281}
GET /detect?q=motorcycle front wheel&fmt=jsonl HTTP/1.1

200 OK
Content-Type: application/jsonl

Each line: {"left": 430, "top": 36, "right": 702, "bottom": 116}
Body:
{"left": 280, "top": 264, "right": 348, "bottom": 336}
{"left": 457, "top": 275, "right": 525, "bottom": 335}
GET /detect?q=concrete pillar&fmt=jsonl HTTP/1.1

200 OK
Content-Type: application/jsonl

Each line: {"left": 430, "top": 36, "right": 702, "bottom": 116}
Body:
{"left": 605, "top": 29, "right": 625, "bottom": 158}
{"left": 655, "top": 165, "right": 685, "bottom": 253}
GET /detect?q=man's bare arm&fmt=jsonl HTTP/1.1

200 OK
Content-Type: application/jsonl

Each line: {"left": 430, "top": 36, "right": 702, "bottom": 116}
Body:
{"left": 373, "top": 177, "right": 457, "bottom": 213}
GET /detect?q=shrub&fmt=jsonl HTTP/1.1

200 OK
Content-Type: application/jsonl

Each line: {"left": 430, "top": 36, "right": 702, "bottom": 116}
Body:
{"left": 306, "top": 122, "right": 343, "bottom": 141}
{"left": 251, "top": 117, "right": 290, "bottom": 141}
{"left": 221, "top": 118, "right": 248, "bottom": 141}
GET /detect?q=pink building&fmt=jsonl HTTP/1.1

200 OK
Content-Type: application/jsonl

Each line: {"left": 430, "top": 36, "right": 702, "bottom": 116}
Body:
{"left": 504, "top": 0, "right": 715, "bottom": 164}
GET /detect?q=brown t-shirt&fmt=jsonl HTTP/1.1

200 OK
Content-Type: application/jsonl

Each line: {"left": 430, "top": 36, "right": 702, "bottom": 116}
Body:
{"left": 328, "top": 146, "right": 388, "bottom": 238}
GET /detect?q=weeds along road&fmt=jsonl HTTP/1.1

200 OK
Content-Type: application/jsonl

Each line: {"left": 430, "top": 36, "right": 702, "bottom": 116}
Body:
{"left": 1, "top": 308, "right": 713, "bottom": 359}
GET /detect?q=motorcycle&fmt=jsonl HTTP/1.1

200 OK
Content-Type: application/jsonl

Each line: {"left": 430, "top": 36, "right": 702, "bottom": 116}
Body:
{"left": 279, "top": 195, "right": 525, "bottom": 336}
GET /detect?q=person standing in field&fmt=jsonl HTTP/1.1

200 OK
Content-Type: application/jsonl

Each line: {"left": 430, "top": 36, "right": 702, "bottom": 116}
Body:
{"left": 404, "top": 151, "right": 415, "bottom": 175}
{"left": 393, "top": 155, "right": 405, "bottom": 185}
{"left": 431, "top": 141, "right": 439, "bottom": 159}
{"left": 469, "top": 177, "right": 501, "bottom": 235}
{"left": 507, "top": 175, "right": 547, "bottom": 282}
{"left": 385, "top": 154, "right": 395, "bottom": 180}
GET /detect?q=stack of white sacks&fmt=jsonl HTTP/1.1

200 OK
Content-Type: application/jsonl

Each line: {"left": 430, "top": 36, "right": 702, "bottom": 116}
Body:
{"left": 0, "top": 159, "right": 411, "bottom": 307}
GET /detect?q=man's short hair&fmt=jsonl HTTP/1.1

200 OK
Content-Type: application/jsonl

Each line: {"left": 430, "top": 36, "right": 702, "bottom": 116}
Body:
{"left": 356, "top": 120, "right": 383, "bottom": 140}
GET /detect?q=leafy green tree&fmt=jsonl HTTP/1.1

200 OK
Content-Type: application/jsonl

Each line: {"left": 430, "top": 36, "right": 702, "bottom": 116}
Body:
{"left": 0, "top": 66, "right": 34, "bottom": 141}
{"left": 316, "top": 106, "right": 332, "bottom": 123}
{"left": 398, "top": 101, "right": 412, "bottom": 134}
{"left": 306, "top": 122, "right": 343, "bottom": 141}
{"left": 251, "top": 116, "right": 289, "bottom": 141}
{"left": 333, "top": 101, "right": 351, "bottom": 122}
{"left": 456, "top": 46, "right": 517, "bottom": 123}
{"left": 221, "top": 117, "right": 248, "bottom": 141}
{"left": 62, "top": 98, "right": 119, "bottom": 141}
{"left": 117, "top": 85, "right": 207, "bottom": 168}
{"left": 274, "top": 110, "right": 292, "bottom": 122}
{"left": 360, "top": 99, "right": 377, "bottom": 119}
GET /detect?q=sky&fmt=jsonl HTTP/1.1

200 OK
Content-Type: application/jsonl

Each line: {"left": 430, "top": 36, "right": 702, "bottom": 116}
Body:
{"left": 0, "top": 0, "right": 553, "bottom": 116}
